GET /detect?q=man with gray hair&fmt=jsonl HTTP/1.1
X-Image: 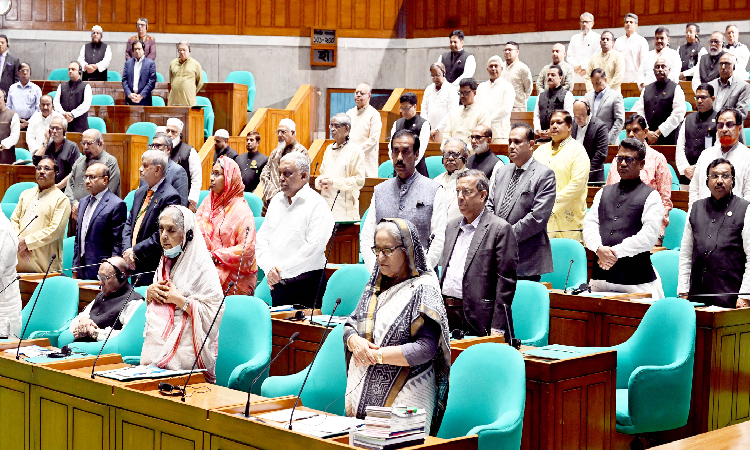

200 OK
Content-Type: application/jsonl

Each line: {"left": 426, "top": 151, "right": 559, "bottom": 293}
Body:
{"left": 347, "top": 83, "right": 381, "bottom": 177}
{"left": 122, "top": 150, "right": 182, "bottom": 281}
{"left": 724, "top": 24, "right": 749, "bottom": 81}
{"left": 434, "top": 138, "right": 469, "bottom": 222}
{"left": 64, "top": 128, "right": 121, "bottom": 222}
{"left": 637, "top": 27, "right": 683, "bottom": 89}
{"left": 315, "top": 113, "right": 366, "bottom": 221}
{"left": 476, "top": 55, "right": 514, "bottom": 144}
{"left": 631, "top": 57, "right": 686, "bottom": 145}
{"left": 683, "top": 31, "right": 726, "bottom": 92}
{"left": 256, "top": 152, "right": 334, "bottom": 308}
{"left": 126, "top": 18, "right": 156, "bottom": 61}
{"left": 78, "top": 25, "right": 112, "bottom": 82}
{"left": 260, "top": 118, "right": 309, "bottom": 203}
{"left": 147, "top": 132, "right": 189, "bottom": 206}
{"left": 536, "top": 44, "right": 575, "bottom": 93}
{"left": 168, "top": 41, "right": 203, "bottom": 106}
{"left": 568, "top": 13, "right": 601, "bottom": 83}
{"left": 709, "top": 53, "right": 750, "bottom": 123}
{"left": 613, "top": 13, "right": 649, "bottom": 84}
{"left": 165, "top": 117, "right": 201, "bottom": 211}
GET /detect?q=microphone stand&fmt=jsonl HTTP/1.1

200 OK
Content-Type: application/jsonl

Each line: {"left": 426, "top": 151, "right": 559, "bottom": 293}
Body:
{"left": 288, "top": 298, "right": 341, "bottom": 430}
{"left": 308, "top": 190, "right": 340, "bottom": 324}
{"left": 0, "top": 276, "right": 20, "bottom": 296}
{"left": 232, "top": 227, "right": 250, "bottom": 295}
{"left": 180, "top": 282, "right": 234, "bottom": 402}
{"left": 17, "top": 215, "right": 38, "bottom": 236}
{"left": 563, "top": 259, "right": 574, "bottom": 291}
{"left": 16, "top": 254, "right": 56, "bottom": 359}
{"left": 91, "top": 275, "right": 142, "bottom": 378}
{"left": 243, "top": 331, "right": 300, "bottom": 418}
{"left": 503, "top": 303, "right": 521, "bottom": 349}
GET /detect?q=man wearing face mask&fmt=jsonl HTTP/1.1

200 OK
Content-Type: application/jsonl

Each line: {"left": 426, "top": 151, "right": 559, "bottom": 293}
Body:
{"left": 77, "top": 25, "right": 112, "bottom": 82}
{"left": 165, "top": 118, "right": 201, "bottom": 211}
{"left": 68, "top": 257, "right": 144, "bottom": 342}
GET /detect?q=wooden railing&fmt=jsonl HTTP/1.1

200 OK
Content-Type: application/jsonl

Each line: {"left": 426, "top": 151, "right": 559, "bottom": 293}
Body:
{"left": 308, "top": 139, "right": 334, "bottom": 177}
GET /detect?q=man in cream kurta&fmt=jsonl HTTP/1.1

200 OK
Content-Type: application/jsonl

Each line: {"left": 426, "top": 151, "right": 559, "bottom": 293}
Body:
{"left": 534, "top": 111, "right": 590, "bottom": 241}
{"left": 476, "top": 56, "right": 514, "bottom": 144}
{"left": 434, "top": 139, "right": 469, "bottom": 223}
{"left": 613, "top": 14, "right": 650, "bottom": 84}
{"left": 10, "top": 156, "right": 71, "bottom": 273}
{"left": 501, "top": 42, "right": 534, "bottom": 111}
{"left": 586, "top": 31, "right": 625, "bottom": 93}
{"left": 315, "top": 113, "right": 366, "bottom": 221}
{"left": 347, "top": 83, "right": 382, "bottom": 177}
{"left": 568, "top": 12, "right": 602, "bottom": 83}
{"left": 168, "top": 42, "right": 203, "bottom": 106}
{"left": 443, "top": 78, "right": 491, "bottom": 148}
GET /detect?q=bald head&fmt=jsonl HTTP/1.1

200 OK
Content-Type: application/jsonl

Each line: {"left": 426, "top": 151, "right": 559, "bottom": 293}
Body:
{"left": 470, "top": 124, "right": 492, "bottom": 154}
{"left": 552, "top": 43, "right": 566, "bottom": 64}
{"left": 653, "top": 57, "right": 670, "bottom": 82}
{"left": 99, "top": 256, "right": 131, "bottom": 295}
{"left": 354, "top": 83, "right": 372, "bottom": 108}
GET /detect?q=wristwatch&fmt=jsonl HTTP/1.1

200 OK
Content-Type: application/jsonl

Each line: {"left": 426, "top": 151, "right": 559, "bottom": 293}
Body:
{"left": 92, "top": 329, "right": 100, "bottom": 340}
{"left": 376, "top": 348, "right": 383, "bottom": 365}
{"left": 182, "top": 298, "right": 190, "bottom": 312}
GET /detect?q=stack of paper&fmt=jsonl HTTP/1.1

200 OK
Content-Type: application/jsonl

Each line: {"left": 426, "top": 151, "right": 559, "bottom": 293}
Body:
{"left": 353, "top": 406, "right": 426, "bottom": 449}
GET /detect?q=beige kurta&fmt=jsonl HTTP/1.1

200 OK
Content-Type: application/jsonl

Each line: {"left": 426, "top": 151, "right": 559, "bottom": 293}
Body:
{"left": 314, "top": 140, "right": 366, "bottom": 221}
{"left": 586, "top": 50, "right": 625, "bottom": 94}
{"left": 10, "top": 185, "right": 70, "bottom": 273}
{"left": 434, "top": 167, "right": 467, "bottom": 223}
{"left": 347, "top": 104, "right": 382, "bottom": 178}
{"left": 168, "top": 57, "right": 204, "bottom": 106}
{"left": 500, "top": 60, "right": 534, "bottom": 111}
{"left": 259, "top": 142, "right": 309, "bottom": 202}
{"left": 476, "top": 78, "right": 515, "bottom": 143}
{"left": 443, "top": 103, "right": 491, "bottom": 149}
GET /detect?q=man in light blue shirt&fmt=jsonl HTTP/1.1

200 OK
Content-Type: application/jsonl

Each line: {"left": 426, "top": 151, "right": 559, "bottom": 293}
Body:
{"left": 7, "top": 63, "right": 41, "bottom": 130}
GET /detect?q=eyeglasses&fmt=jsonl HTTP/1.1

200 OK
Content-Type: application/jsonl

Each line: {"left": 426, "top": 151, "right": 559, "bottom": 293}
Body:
{"left": 84, "top": 175, "right": 105, "bottom": 181}
{"left": 444, "top": 151, "right": 462, "bottom": 160}
{"left": 35, "top": 165, "right": 54, "bottom": 172}
{"left": 49, "top": 126, "right": 63, "bottom": 132}
{"left": 371, "top": 245, "right": 404, "bottom": 257}
{"left": 149, "top": 143, "right": 166, "bottom": 149}
{"left": 329, "top": 123, "right": 345, "bottom": 129}
{"left": 209, "top": 170, "right": 223, "bottom": 178}
{"left": 709, "top": 173, "right": 732, "bottom": 181}
{"left": 470, "top": 135, "right": 487, "bottom": 140}
{"left": 81, "top": 141, "right": 97, "bottom": 147}
{"left": 695, "top": 95, "right": 711, "bottom": 100}
{"left": 615, "top": 156, "right": 641, "bottom": 164}
{"left": 457, "top": 188, "right": 479, "bottom": 197}
{"left": 717, "top": 122, "right": 737, "bottom": 129}
{"left": 399, "top": 105, "right": 415, "bottom": 112}
{"left": 710, "top": 39, "right": 722, "bottom": 45}
{"left": 97, "top": 273, "right": 116, "bottom": 283}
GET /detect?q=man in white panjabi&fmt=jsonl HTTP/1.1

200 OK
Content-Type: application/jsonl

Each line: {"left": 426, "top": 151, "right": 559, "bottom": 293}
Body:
{"left": 568, "top": 12, "right": 601, "bottom": 84}
{"left": 476, "top": 55, "right": 514, "bottom": 144}
{"left": 346, "top": 83, "right": 382, "bottom": 177}
{"left": 0, "top": 211, "right": 21, "bottom": 339}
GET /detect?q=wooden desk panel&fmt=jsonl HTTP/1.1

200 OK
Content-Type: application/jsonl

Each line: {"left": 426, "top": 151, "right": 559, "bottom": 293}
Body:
{"left": 0, "top": 164, "right": 35, "bottom": 198}
{"left": 328, "top": 223, "right": 360, "bottom": 265}
{"left": 32, "top": 80, "right": 170, "bottom": 105}
{"left": 651, "top": 420, "right": 750, "bottom": 449}
{"left": 197, "top": 83, "right": 249, "bottom": 136}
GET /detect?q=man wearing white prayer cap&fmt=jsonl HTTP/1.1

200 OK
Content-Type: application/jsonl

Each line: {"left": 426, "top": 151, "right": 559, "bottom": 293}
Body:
{"left": 213, "top": 128, "right": 238, "bottom": 162}
{"left": 78, "top": 25, "right": 112, "bottom": 82}
{"left": 259, "top": 118, "right": 310, "bottom": 203}
{"left": 165, "top": 117, "right": 202, "bottom": 212}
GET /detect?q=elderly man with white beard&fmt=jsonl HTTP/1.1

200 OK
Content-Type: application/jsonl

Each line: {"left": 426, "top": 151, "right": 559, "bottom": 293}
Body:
{"left": 466, "top": 124, "right": 499, "bottom": 179}
{"left": 260, "top": 118, "right": 309, "bottom": 204}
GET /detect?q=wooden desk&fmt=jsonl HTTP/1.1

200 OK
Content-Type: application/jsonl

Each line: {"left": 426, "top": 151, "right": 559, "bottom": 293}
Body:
{"left": 32, "top": 80, "right": 170, "bottom": 105}
{"left": 359, "top": 177, "right": 387, "bottom": 217}
{"left": 329, "top": 223, "right": 360, "bottom": 265}
{"left": 0, "top": 164, "right": 35, "bottom": 197}
{"left": 651, "top": 420, "right": 750, "bottom": 449}
{"left": 548, "top": 290, "right": 750, "bottom": 440}
{"left": 197, "top": 82, "right": 249, "bottom": 135}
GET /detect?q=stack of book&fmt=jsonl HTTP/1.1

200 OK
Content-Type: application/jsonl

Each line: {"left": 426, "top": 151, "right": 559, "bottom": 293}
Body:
{"left": 353, "top": 405, "right": 426, "bottom": 449}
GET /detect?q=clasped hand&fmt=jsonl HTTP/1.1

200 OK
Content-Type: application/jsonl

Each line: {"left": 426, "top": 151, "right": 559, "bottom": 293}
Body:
{"left": 73, "top": 318, "right": 98, "bottom": 339}
{"left": 348, "top": 335, "right": 379, "bottom": 367}
{"left": 147, "top": 280, "right": 186, "bottom": 309}
{"left": 596, "top": 246, "right": 618, "bottom": 270}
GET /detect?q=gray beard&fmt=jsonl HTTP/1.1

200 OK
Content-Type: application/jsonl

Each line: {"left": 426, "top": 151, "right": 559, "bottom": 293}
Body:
{"left": 472, "top": 143, "right": 489, "bottom": 155}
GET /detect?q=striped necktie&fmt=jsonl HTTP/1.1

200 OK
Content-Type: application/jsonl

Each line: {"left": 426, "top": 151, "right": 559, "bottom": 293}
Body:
{"left": 497, "top": 168, "right": 523, "bottom": 219}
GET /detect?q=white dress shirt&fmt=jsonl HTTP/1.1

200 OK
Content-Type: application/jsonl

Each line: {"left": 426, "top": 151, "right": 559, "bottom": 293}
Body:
{"left": 568, "top": 31, "right": 602, "bottom": 81}
{"left": 79, "top": 189, "right": 106, "bottom": 256}
{"left": 187, "top": 147, "right": 201, "bottom": 204}
{"left": 442, "top": 103, "right": 491, "bottom": 149}
{"left": 614, "top": 33, "right": 650, "bottom": 83}
{"left": 631, "top": 82, "right": 686, "bottom": 137}
{"left": 0, "top": 110, "right": 20, "bottom": 150}
{"left": 434, "top": 167, "right": 468, "bottom": 223}
{"left": 436, "top": 53, "right": 477, "bottom": 87}
{"left": 346, "top": 104, "right": 382, "bottom": 178}
{"left": 675, "top": 121, "right": 715, "bottom": 176}
{"left": 360, "top": 181, "right": 447, "bottom": 272}
{"left": 689, "top": 142, "right": 750, "bottom": 207}
{"left": 77, "top": 44, "right": 112, "bottom": 72}
{"left": 132, "top": 56, "right": 144, "bottom": 93}
{"left": 421, "top": 82, "right": 460, "bottom": 139}
{"left": 25, "top": 112, "right": 55, "bottom": 153}
{"left": 389, "top": 118, "right": 431, "bottom": 164}
{"left": 725, "top": 43, "right": 750, "bottom": 81}
{"left": 678, "top": 201, "right": 750, "bottom": 300}
{"left": 637, "top": 48, "right": 683, "bottom": 88}
{"left": 53, "top": 83, "right": 93, "bottom": 119}
{"left": 256, "top": 184, "right": 335, "bottom": 279}
{"left": 533, "top": 90, "right": 575, "bottom": 131}
{"left": 69, "top": 296, "right": 144, "bottom": 341}
{"left": 476, "top": 78, "right": 515, "bottom": 142}
{"left": 442, "top": 209, "right": 484, "bottom": 299}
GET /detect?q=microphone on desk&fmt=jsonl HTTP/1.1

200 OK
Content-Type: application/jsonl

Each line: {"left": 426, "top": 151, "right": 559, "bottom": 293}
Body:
{"left": 243, "top": 331, "right": 300, "bottom": 418}
{"left": 16, "top": 254, "right": 56, "bottom": 359}
{"left": 0, "top": 276, "right": 20, "bottom": 296}
{"left": 179, "top": 281, "right": 234, "bottom": 402}
{"left": 503, "top": 303, "right": 522, "bottom": 350}
{"left": 308, "top": 219, "right": 339, "bottom": 324}
{"left": 232, "top": 227, "right": 251, "bottom": 295}
{"left": 91, "top": 275, "right": 142, "bottom": 379}
{"left": 547, "top": 229, "right": 584, "bottom": 234}
{"left": 288, "top": 297, "right": 342, "bottom": 430}
{"left": 313, "top": 162, "right": 320, "bottom": 176}
{"left": 17, "top": 215, "right": 38, "bottom": 237}
{"left": 563, "top": 259, "right": 574, "bottom": 291}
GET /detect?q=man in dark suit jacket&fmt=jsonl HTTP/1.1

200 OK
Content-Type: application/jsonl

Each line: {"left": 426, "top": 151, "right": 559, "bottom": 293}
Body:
{"left": 122, "top": 40, "right": 157, "bottom": 106}
{"left": 709, "top": 53, "right": 750, "bottom": 125}
{"left": 73, "top": 163, "right": 127, "bottom": 280}
{"left": 441, "top": 169, "right": 518, "bottom": 338}
{"left": 584, "top": 69, "right": 625, "bottom": 144}
{"left": 488, "top": 123, "right": 556, "bottom": 281}
{"left": 122, "top": 150, "right": 181, "bottom": 284}
{"left": 141, "top": 133, "right": 189, "bottom": 206}
{"left": 0, "top": 35, "right": 21, "bottom": 94}
{"left": 572, "top": 99, "right": 609, "bottom": 182}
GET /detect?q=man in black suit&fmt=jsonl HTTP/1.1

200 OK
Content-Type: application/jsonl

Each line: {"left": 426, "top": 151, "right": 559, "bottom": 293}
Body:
{"left": 146, "top": 133, "right": 189, "bottom": 206}
{"left": 441, "top": 169, "right": 518, "bottom": 338}
{"left": 73, "top": 163, "right": 127, "bottom": 280}
{"left": 122, "top": 39, "right": 157, "bottom": 106}
{"left": 488, "top": 123, "right": 556, "bottom": 282}
{"left": 235, "top": 131, "right": 267, "bottom": 192}
{"left": 0, "top": 35, "right": 21, "bottom": 94}
{"left": 122, "top": 150, "right": 182, "bottom": 284}
{"left": 571, "top": 98, "right": 609, "bottom": 182}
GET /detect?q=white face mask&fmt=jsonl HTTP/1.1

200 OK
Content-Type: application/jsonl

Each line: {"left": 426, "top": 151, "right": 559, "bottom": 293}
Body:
{"left": 163, "top": 244, "right": 183, "bottom": 258}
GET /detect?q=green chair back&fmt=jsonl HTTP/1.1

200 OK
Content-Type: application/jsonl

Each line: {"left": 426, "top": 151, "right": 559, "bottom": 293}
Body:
{"left": 254, "top": 278, "right": 272, "bottom": 305}
{"left": 618, "top": 130, "right": 626, "bottom": 143}
{"left": 2, "top": 182, "right": 36, "bottom": 203}
{"left": 87, "top": 117, "right": 107, "bottom": 133}
{"left": 497, "top": 154, "right": 509, "bottom": 165}
{"left": 603, "top": 163, "right": 611, "bottom": 182}
{"left": 198, "top": 190, "right": 210, "bottom": 208}
{"left": 684, "top": 101, "right": 693, "bottom": 112}
{"left": 225, "top": 71, "right": 256, "bottom": 112}
{"left": 511, "top": 281, "right": 550, "bottom": 346}
{"left": 651, "top": 250, "right": 680, "bottom": 298}
{"left": 425, "top": 155, "right": 446, "bottom": 179}
{"left": 202, "top": 70, "right": 208, "bottom": 83}
{"left": 151, "top": 96, "right": 166, "bottom": 106}
{"left": 539, "top": 238, "right": 588, "bottom": 289}
{"left": 745, "top": 128, "right": 750, "bottom": 144}
{"left": 46, "top": 91, "right": 56, "bottom": 99}
{"left": 244, "top": 192, "right": 263, "bottom": 217}
{"left": 126, "top": 122, "right": 158, "bottom": 144}
{"left": 156, "top": 72, "right": 165, "bottom": 82}
{"left": 261, "top": 324, "right": 348, "bottom": 415}
{"left": 623, "top": 97, "right": 639, "bottom": 111}
{"left": 254, "top": 216, "right": 264, "bottom": 232}
{"left": 47, "top": 68, "right": 69, "bottom": 81}
{"left": 195, "top": 96, "right": 214, "bottom": 138}
{"left": 20, "top": 277, "right": 79, "bottom": 339}
{"left": 216, "top": 296, "right": 272, "bottom": 393}
{"left": 61, "top": 236, "right": 75, "bottom": 277}
{"left": 667, "top": 164, "right": 680, "bottom": 190}
{"left": 123, "top": 190, "right": 136, "bottom": 213}
{"left": 663, "top": 208, "right": 687, "bottom": 250}
{"left": 106, "top": 71, "right": 121, "bottom": 81}
{"left": 256, "top": 266, "right": 265, "bottom": 284}
{"left": 91, "top": 94, "right": 115, "bottom": 106}
{"left": 359, "top": 208, "right": 369, "bottom": 263}
{"left": 526, "top": 96, "right": 537, "bottom": 112}
{"left": 15, "top": 148, "right": 32, "bottom": 162}
{"left": 1, "top": 203, "right": 16, "bottom": 219}
{"left": 321, "top": 264, "right": 371, "bottom": 316}
{"left": 377, "top": 160, "right": 394, "bottom": 178}
{"left": 437, "top": 343, "right": 525, "bottom": 449}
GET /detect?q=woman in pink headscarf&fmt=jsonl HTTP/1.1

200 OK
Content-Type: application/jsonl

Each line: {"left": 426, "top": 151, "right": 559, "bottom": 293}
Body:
{"left": 196, "top": 156, "right": 257, "bottom": 295}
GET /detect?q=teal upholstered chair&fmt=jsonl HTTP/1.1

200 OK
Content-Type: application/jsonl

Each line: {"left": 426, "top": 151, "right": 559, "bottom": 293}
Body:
{"left": 61, "top": 236, "right": 75, "bottom": 277}
{"left": 46, "top": 91, "right": 56, "bottom": 99}
{"left": 151, "top": 96, "right": 166, "bottom": 106}
{"left": 377, "top": 160, "right": 394, "bottom": 178}
{"left": 14, "top": 148, "right": 32, "bottom": 164}
{"left": 603, "top": 163, "right": 611, "bottom": 181}
{"left": 244, "top": 192, "right": 263, "bottom": 217}
{"left": 202, "top": 70, "right": 208, "bottom": 83}
{"left": 663, "top": 208, "right": 687, "bottom": 250}
{"left": 195, "top": 96, "right": 215, "bottom": 138}
{"left": 225, "top": 71, "right": 256, "bottom": 112}
{"left": 667, "top": 164, "right": 680, "bottom": 190}
{"left": 47, "top": 68, "right": 69, "bottom": 81}
{"left": 198, "top": 190, "right": 210, "bottom": 208}
{"left": 321, "top": 264, "right": 371, "bottom": 316}
{"left": 123, "top": 190, "right": 136, "bottom": 213}
{"left": 87, "top": 117, "right": 107, "bottom": 134}
{"left": 526, "top": 96, "right": 537, "bottom": 112}
{"left": 426, "top": 155, "right": 446, "bottom": 179}
{"left": 359, "top": 208, "right": 369, "bottom": 263}
{"left": 511, "top": 281, "right": 550, "bottom": 346}
{"left": 254, "top": 216, "right": 264, "bottom": 232}
{"left": 256, "top": 266, "right": 265, "bottom": 284}
{"left": 91, "top": 94, "right": 115, "bottom": 106}
{"left": 216, "top": 296, "right": 272, "bottom": 393}
{"left": 126, "top": 122, "right": 158, "bottom": 144}
{"left": 745, "top": 128, "right": 750, "bottom": 144}
{"left": 21, "top": 276, "right": 79, "bottom": 346}
{"left": 596, "top": 298, "right": 696, "bottom": 449}
{"left": 156, "top": 72, "right": 165, "bottom": 82}
{"left": 106, "top": 71, "right": 121, "bottom": 81}
{"left": 684, "top": 101, "right": 693, "bottom": 112}
{"left": 497, "top": 154, "right": 509, "bottom": 165}
{"left": 540, "top": 238, "right": 588, "bottom": 290}
{"left": 438, "top": 343, "right": 525, "bottom": 449}
{"left": 2, "top": 182, "right": 36, "bottom": 203}
{"left": 618, "top": 130, "right": 626, "bottom": 143}
{"left": 1, "top": 203, "right": 16, "bottom": 219}
{"left": 261, "top": 324, "right": 347, "bottom": 415}
{"left": 624, "top": 97, "right": 639, "bottom": 111}
{"left": 254, "top": 278, "right": 272, "bottom": 305}
{"left": 651, "top": 250, "right": 680, "bottom": 298}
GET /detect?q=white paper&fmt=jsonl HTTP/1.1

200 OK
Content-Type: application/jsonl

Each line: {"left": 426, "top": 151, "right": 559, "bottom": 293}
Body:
{"left": 291, "top": 415, "right": 363, "bottom": 437}
{"left": 257, "top": 408, "right": 318, "bottom": 423}
{"left": 95, "top": 365, "right": 202, "bottom": 381}
{"left": 310, "top": 315, "right": 349, "bottom": 325}
{"left": 270, "top": 305, "right": 295, "bottom": 312}
{"left": 4, "top": 345, "right": 55, "bottom": 358}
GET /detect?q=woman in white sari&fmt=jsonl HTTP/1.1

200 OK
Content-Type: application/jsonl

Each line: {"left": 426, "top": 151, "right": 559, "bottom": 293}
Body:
{"left": 344, "top": 218, "right": 451, "bottom": 435}
{"left": 0, "top": 211, "right": 21, "bottom": 338}
{"left": 141, "top": 206, "right": 225, "bottom": 382}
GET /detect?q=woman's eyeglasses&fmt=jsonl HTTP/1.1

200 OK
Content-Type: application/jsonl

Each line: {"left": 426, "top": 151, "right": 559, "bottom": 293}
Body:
{"left": 371, "top": 245, "right": 404, "bottom": 257}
